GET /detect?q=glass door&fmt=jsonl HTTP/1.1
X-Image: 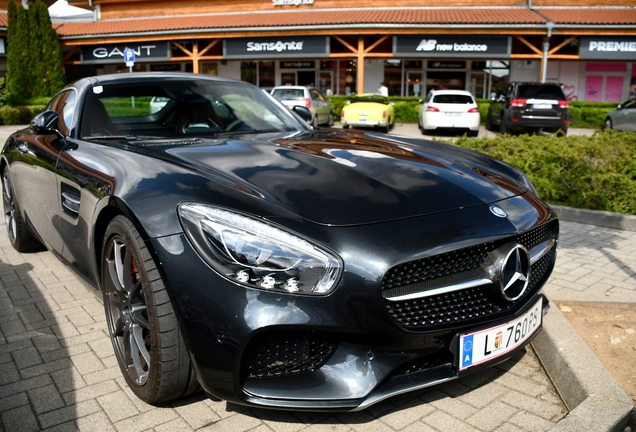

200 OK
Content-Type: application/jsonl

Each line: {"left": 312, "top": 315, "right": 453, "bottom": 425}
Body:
{"left": 281, "top": 72, "right": 296, "bottom": 86}
{"left": 470, "top": 72, "right": 486, "bottom": 99}
{"left": 319, "top": 71, "right": 333, "bottom": 96}
{"left": 407, "top": 72, "right": 423, "bottom": 97}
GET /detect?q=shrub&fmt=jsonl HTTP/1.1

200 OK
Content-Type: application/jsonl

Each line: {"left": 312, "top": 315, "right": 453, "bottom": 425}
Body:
{"left": 453, "top": 130, "right": 636, "bottom": 215}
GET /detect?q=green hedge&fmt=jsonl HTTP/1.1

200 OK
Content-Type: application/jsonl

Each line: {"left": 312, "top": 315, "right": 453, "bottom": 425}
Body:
{"left": 453, "top": 130, "right": 636, "bottom": 215}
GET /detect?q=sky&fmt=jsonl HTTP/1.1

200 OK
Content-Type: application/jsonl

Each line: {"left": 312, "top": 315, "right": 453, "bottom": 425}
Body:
{"left": 48, "top": 0, "right": 92, "bottom": 18}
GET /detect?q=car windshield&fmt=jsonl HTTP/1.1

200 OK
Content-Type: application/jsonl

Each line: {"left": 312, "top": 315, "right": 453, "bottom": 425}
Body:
{"left": 517, "top": 85, "right": 566, "bottom": 100}
{"left": 350, "top": 95, "right": 388, "bottom": 104}
{"left": 81, "top": 79, "right": 304, "bottom": 139}
{"left": 431, "top": 94, "right": 474, "bottom": 104}
{"left": 271, "top": 88, "right": 305, "bottom": 100}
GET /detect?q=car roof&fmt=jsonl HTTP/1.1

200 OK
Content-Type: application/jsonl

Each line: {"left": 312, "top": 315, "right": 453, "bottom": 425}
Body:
{"left": 429, "top": 89, "right": 473, "bottom": 96}
{"left": 272, "top": 86, "right": 313, "bottom": 90}
{"left": 74, "top": 72, "right": 239, "bottom": 89}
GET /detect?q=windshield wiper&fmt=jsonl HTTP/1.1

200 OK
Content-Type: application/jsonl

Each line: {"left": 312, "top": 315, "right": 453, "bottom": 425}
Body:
{"left": 82, "top": 135, "right": 139, "bottom": 141}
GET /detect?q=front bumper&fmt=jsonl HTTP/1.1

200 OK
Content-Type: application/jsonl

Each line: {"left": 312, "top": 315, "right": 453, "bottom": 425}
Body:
{"left": 341, "top": 119, "right": 389, "bottom": 127}
{"left": 150, "top": 197, "right": 558, "bottom": 411}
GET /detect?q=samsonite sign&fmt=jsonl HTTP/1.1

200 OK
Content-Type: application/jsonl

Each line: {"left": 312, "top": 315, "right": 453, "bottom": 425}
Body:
{"left": 224, "top": 37, "right": 329, "bottom": 59}
{"left": 580, "top": 37, "right": 636, "bottom": 60}
{"left": 394, "top": 36, "right": 511, "bottom": 58}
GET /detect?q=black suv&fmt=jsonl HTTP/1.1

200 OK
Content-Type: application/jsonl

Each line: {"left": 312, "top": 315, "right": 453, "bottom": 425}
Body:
{"left": 486, "top": 82, "right": 569, "bottom": 135}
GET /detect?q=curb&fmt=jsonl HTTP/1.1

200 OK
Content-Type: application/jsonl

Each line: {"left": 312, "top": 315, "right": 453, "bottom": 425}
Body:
{"left": 533, "top": 307, "right": 635, "bottom": 431}
{"left": 552, "top": 205, "right": 636, "bottom": 233}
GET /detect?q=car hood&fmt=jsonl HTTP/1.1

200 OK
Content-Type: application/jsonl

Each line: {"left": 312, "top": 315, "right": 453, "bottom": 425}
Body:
{"left": 160, "top": 129, "right": 529, "bottom": 226}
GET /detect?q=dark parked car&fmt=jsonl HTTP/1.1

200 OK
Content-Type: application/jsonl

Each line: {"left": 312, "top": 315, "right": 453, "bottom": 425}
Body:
{"left": 486, "top": 82, "right": 569, "bottom": 135}
{"left": 2, "top": 72, "right": 558, "bottom": 411}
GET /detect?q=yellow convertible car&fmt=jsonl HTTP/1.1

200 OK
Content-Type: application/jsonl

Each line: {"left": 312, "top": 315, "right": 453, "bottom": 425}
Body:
{"left": 340, "top": 93, "right": 395, "bottom": 132}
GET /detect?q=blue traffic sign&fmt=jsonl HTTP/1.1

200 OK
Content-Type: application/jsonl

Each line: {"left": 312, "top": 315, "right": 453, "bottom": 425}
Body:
{"left": 124, "top": 48, "right": 136, "bottom": 63}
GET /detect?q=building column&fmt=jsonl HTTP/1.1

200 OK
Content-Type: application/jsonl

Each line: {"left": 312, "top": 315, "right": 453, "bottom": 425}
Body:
{"left": 357, "top": 37, "right": 364, "bottom": 94}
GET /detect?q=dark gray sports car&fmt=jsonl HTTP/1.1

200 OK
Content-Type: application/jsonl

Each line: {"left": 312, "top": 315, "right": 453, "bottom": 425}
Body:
{"left": 1, "top": 72, "right": 558, "bottom": 411}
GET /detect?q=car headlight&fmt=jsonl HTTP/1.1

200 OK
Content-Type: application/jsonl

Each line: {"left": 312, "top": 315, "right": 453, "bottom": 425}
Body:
{"left": 178, "top": 204, "right": 342, "bottom": 295}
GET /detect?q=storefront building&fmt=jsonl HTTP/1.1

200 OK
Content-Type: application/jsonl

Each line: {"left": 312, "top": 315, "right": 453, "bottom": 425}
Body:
{"left": 6, "top": 0, "right": 636, "bottom": 101}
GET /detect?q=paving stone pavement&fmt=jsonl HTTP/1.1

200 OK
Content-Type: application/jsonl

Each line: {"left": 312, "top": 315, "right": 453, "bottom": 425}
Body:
{"left": 0, "top": 124, "right": 633, "bottom": 431}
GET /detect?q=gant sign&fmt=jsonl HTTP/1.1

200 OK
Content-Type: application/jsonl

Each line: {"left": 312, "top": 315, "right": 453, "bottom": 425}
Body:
{"left": 395, "top": 36, "right": 511, "bottom": 58}
{"left": 224, "top": 37, "right": 329, "bottom": 59}
{"left": 81, "top": 42, "right": 170, "bottom": 64}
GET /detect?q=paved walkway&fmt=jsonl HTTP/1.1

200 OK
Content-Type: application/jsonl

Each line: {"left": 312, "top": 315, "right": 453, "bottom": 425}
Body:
{"left": 0, "top": 124, "right": 633, "bottom": 431}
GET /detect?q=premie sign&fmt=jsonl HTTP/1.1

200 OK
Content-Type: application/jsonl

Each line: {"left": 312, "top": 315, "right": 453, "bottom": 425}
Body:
{"left": 580, "top": 37, "right": 636, "bottom": 60}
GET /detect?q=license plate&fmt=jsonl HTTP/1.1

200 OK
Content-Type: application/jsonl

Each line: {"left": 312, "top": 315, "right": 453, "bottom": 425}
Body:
{"left": 459, "top": 297, "right": 542, "bottom": 371}
{"left": 359, "top": 114, "right": 367, "bottom": 121}
{"left": 533, "top": 104, "right": 552, "bottom": 109}
{"left": 445, "top": 112, "right": 461, "bottom": 116}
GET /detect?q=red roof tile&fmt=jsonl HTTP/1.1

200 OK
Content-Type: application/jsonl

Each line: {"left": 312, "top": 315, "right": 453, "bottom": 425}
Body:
{"left": 536, "top": 8, "right": 636, "bottom": 25}
{"left": 56, "top": 8, "right": 546, "bottom": 38}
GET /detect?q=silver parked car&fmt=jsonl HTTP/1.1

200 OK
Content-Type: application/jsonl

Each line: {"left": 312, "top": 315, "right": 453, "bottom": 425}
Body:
{"left": 604, "top": 98, "right": 636, "bottom": 131}
{"left": 271, "top": 86, "right": 334, "bottom": 127}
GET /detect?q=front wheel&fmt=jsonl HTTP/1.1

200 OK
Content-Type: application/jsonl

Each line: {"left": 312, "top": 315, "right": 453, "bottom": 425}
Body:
{"left": 604, "top": 118, "right": 613, "bottom": 130}
{"left": 101, "top": 216, "right": 199, "bottom": 404}
{"left": 327, "top": 113, "right": 334, "bottom": 127}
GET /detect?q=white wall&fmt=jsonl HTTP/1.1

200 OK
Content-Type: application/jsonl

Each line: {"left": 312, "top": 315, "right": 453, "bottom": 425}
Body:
{"left": 218, "top": 61, "right": 241, "bottom": 80}
{"left": 363, "top": 59, "right": 384, "bottom": 93}
{"left": 509, "top": 60, "right": 540, "bottom": 82}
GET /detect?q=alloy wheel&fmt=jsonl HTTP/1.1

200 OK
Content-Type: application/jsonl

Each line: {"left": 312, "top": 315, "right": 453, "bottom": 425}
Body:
{"left": 104, "top": 236, "right": 151, "bottom": 385}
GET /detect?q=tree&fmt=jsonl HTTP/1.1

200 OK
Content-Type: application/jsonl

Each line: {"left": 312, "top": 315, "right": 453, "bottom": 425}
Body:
{"left": 32, "top": 0, "right": 66, "bottom": 96}
{"left": 5, "top": 0, "right": 66, "bottom": 100}
{"left": 6, "top": 0, "right": 32, "bottom": 99}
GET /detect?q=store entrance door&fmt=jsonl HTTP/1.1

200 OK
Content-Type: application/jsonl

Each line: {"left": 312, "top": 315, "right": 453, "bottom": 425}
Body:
{"left": 407, "top": 72, "right": 423, "bottom": 97}
{"left": 298, "top": 71, "right": 316, "bottom": 87}
{"left": 469, "top": 72, "right": 486, "bottom": 98}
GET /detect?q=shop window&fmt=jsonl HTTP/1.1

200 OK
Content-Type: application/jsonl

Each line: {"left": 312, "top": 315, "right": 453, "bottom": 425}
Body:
{"left": 384, "top": 60, "right": 402, "bottom": 96}
{"left": 259, "top": 61, "right": 275, "bottom": 90}
{"left": 201, "top": 62, "right": 218, "bottom": 76}
{"left": 241, "top": 62, "right": 257, "bottom": 85}
{"left": 339, "top": 60, "right": 357, "bottom": 95}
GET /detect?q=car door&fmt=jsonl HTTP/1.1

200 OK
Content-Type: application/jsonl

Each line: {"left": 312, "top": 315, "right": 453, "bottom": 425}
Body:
{"left": 615, "top": 100, "right": 636, "bottom": 131}
{"left": 9, "top": 90, "right": 78, "bottom": 253}
{"left": 310, "top": 88, "right": 328, "bottom": 124}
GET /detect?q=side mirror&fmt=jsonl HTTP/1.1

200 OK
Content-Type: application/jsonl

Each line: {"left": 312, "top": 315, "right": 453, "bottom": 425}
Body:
{"left": 292, "top": 106, "right": 313, "bottom": 122}
{"left": 30, "top": 110, "right": 61, "bottom": 135}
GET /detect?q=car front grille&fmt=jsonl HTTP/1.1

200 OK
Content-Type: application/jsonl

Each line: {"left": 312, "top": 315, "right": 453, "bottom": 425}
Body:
{"left": 241, "top": 331, "right": 339, "bottom": 379}
{"left": 383, "top": 220, "right": 558, "bottom": 330}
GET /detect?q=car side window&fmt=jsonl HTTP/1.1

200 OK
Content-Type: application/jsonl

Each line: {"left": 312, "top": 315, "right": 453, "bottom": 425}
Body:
{"left": 311, "top": 89, "right": 324, "bottom": 101}
{"left": 47, "top": 90, "right": 77, "bottom": 137}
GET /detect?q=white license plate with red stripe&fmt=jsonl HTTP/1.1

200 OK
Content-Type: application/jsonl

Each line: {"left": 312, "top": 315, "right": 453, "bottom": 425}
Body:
{"left": 459, "top": 297, "right": 542, "bottom": 371}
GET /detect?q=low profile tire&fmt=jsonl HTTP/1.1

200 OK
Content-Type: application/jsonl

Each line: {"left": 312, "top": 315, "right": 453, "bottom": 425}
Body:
{"left": 327, "top": 113, "right": 334, "bottom": 127}
{"left": 604, "top": 118, "right": 613, "bottom": 130}
{"left": 101, "top": 216, "right": 199, "bottom": 404}
{"left": 311, "top": 115, "right": 319, "bottom": 128}
{"left": 2, "top": 170, "right": 42, "bottom": 252}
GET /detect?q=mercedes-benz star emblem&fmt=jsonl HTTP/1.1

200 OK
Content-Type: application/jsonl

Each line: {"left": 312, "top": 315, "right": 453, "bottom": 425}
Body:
{"left": 500, "top": 245, "right": 531, "bottom": 302}
{"left": 490, "top": 205, "right": 507, "bottom": 218}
